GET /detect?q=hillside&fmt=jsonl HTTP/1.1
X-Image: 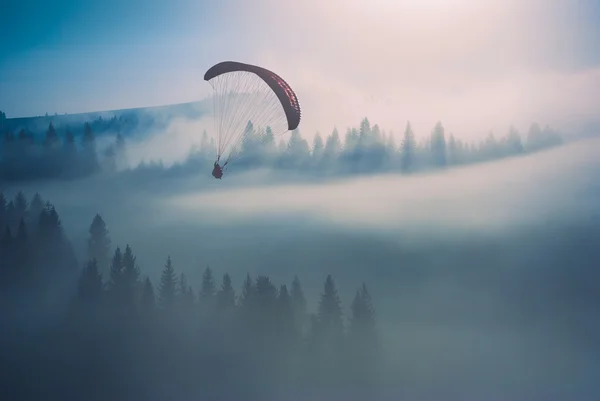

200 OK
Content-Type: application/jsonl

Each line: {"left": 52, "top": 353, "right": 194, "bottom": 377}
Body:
{"left": 0, "top": 99, "right": 211, "bottom": 138}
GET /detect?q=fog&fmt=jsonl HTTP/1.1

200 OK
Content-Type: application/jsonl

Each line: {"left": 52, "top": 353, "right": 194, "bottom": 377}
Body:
{"left": 4, "top": 0, "right": 600, "bottom": 143}
{"left": 3, "top": 0, "right": 600, "bottom": 398}
{"left": 224, "top": 0, "right": 600, "bottom": 142}
{"left": 4, "top": 136, "right": 600, "bottom": 399}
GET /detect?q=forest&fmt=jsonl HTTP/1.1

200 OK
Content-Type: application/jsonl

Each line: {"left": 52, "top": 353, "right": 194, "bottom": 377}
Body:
{"left": 0, "top": 190, "right": 379, "bottom": 401}
{"left": 0, "top": 109, "right": 563, "bottom": 183}
{"left": 0, "top": 109, "right": 588, "bottom": 401}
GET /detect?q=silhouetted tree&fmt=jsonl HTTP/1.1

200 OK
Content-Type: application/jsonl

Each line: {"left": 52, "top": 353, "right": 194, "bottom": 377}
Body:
{"left": 140, "top": 276, "right": 156, "bottom": 317}
{"left": 28, "top": 193, "right": 44, "bottom": 227}
{"left": 81, "top": 122, "right": 99, "bottom": 175}
{"left": 506, "top": 125, "right": 524, "bottom": 156}
{"left": 199, "top": 265, "right": 216, "bottom": 317}
{"left": 5, "top": 201, "right": 17, "bottom": 231}
{"left": 14, "top": 191, "right": 28, "bottom": 227}
{"left": 310, "top": 275, "right": 345, "bottom": 390}
{"left": 401, "top": 121, "right": 417, "bottom": 172}
{"left": 77, "top": 259, "right": 104, "bottom": 306}
{"left": 158, "top": 255, "right": 177, "bottom": 311}
{"left": 312, "top": 132, "right": 325, "bottom": 167}
{"left": 122, "top": 244, "right": 140, "bottom": 312}
{"left": 216, "top": 273, "right": 236, "bottom": 312}
{"left": 178, "top": 273, "right": 195, "bottom": 312}
{"left": 291, "top": 275, "right": 308, "bottom": 335}
{"left": 63, "top": 126, "right": 77, "bottom": 174}
{"left": 430, "top": 121, "right": 447, "bottom": 167}
{"left": 108, "top": 247, "right": 124, "bottom": 307}
{"left": 88, "top": 214, "right": 111, "bottom": 276}
{"left": 238, "top": 273, "right": 255, "bottom": 310}
{"left": 348, "top": 283, "right": 380, "bottom": 396}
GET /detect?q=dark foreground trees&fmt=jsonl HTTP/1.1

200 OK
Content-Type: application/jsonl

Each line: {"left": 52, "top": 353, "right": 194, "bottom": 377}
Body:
{"left": 0, "top": 190, "right": 381, "bottom": 401}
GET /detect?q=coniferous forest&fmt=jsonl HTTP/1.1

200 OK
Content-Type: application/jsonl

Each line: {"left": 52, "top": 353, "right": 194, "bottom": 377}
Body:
{"left": 1, "top": 108, "right": 597, "bottom": 401}
{"left": 0, "top": 190, "right": 380, "bottom": 401}
{"left": 3, "top": 0, "right": 600, "bottom": 398}
{"left": 0, "top": 109, "right": 563, "bottom": 183}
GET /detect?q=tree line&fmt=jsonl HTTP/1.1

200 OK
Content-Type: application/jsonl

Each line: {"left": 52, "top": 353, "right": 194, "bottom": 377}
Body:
{"left": 0, "top": 190, "right": 380, "bottom": 401}
{"left": 1, "top": 109, "right": 563, "bottom": 182}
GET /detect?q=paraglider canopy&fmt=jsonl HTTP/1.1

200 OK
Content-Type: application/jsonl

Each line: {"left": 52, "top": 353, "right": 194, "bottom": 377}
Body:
{"left": 203, "top": 61, "right": 302, "bottom": 164}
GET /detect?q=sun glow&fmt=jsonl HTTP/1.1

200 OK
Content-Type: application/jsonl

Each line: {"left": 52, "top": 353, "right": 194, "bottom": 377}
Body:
{"left": 350, "top": 0, "right": 478, "bottom": 11}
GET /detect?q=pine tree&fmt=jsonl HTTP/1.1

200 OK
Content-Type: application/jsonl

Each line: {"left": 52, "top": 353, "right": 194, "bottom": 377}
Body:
{"left": 140, "top": 276, "right": 156, "bottom": 316}
{"left": 254, "top": 276, "right": 279, "bottom": 350}
{"left": 348, "top": 283, "right": 380, "bottom": 396}
{"left": 430, "top": 121, "right": 447, "bottom": 167}
{"left": 44, "top": 122, "right": 59, "bottom": 148}
{"left": 358, "top": 117, "right": 372, "bottom": 147}
{"left": 178, "top": 273, "right": 195, "bottom": 311}
{"left": 285, "top": 129, "right": 310, "bottom": 168}
{"left": 88, "top": 214, "right": 111, "bottom": 275}
{"left": 255, "top": 275, "right": 278, "bottom": 315}
{"left": 198, "top": 265, "right": 216, "bottom": 316}
{"left": 5, "top": 201, "right": 16, "bottom": 231}
{"left": 63, "top": 126, "right": 77, "bottom": 176}
{"left": 312, "top": 132, "right": 324, "bottom": 163}
{"left": 349, "top": 283, "right": 377, "bottom": 345}
{"left": 401, "top": 121, "right": 416, "bottom": 172}
{"left": 122, "top": 244, "right": 140, "bottom": 310}
{"left": 82, "top": 122, "right": 99, "bottom": 174}
{"left": 291, "top": 275, "right": 308, "bottom": 335}
{"left": 238, "top": 273, "right": 255, "bottom": 310}
{"left": 159, "top": 256, "right": 177, "bottom": 311}
{"left": 447, "top": 134, "right": 457, "bottom": 165}
{"left": 28, "top": 193, "right": 44, "bottom": 227}
{"left": 77, "top": 259, "right": 104, "bottom": 305}
{"left": 114, "top": 133, "right": 126, "bottom": 169}
{"left": 277, "top": 284, "right": 295, "bottom": 337}
{"left": 507, "top": 125, "right": 524, "bottom": 155}
{"left": 216, "top": 273, "right": 236, "bottom": 312}
{"left": 108, "top": 247, "right": 124, "bottom": 308}
{"left": 256, "top": 125, "right": 274, "bottom": 157}
{"left": 316, "top": 275, "right": 344, "bottom": 336}
{"left": 310, "top": 274, "right": 346, "bottom": 390}
{"left": 325, "top": 127, "right": 342, "bottom": 155}
{"left": 14, "top": 191, "right": 28, "bottom": 225}
{"left": 200, "top": 266, "right": 216, "bottom": 299}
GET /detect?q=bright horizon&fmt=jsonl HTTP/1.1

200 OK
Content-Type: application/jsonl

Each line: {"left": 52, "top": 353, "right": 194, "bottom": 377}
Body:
{"left": 1, "top": 0, "right": 599, "bottom": 142}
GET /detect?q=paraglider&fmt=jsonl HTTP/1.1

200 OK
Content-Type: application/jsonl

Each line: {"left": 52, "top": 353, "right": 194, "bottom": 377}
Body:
{"left": 211, "top": 157, "right": 227, "bottom": 179}
{"left": 203, "top": 61, "right": 301, "bottom": 178}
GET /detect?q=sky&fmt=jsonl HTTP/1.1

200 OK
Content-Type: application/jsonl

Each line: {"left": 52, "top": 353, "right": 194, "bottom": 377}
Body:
{"left": 1, "top": 0, "right": 600, "bottom": 141}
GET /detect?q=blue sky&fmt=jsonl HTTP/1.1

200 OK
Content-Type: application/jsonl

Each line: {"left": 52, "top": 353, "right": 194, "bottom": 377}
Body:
{"left": 1, "top": 0, "right": 599, "bottom": 138}
{"left": 0, "top": 0, "right": 240, "bottom": 116}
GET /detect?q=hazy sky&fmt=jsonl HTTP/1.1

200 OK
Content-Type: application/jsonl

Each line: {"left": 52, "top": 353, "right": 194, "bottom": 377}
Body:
{"left": 2, "top": 0, "right": 600, "bottom": 140}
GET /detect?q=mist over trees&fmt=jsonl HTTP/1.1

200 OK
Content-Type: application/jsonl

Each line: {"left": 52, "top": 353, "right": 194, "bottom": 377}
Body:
{"left": 0, "top": 108, "right": 563, "bottom": 183}
{"left": 0, "top": 190, "right": 381, "bottom": 401}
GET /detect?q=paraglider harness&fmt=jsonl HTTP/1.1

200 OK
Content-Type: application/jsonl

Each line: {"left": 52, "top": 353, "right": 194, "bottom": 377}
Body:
{"left": 212, "top": 156, "right": 228, "bottom": 179}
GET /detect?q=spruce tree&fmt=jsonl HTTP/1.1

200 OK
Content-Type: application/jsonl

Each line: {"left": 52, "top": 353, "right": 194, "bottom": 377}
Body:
{"left": 122, "top": 244, "right": 140, "bottom": 311}
{"left": 199, "top": 265, "right": 216, "bottom": 316}
{"left": 291, "top": 275, "right": 308, "bottom": 335}
{"left": 158, "top": 256, "right": 177, "bottom": 311}
{"left": 216, "top": 273, "right": 236, "bottom": 312}
{"left": 140, "top": 276, "right": 156, "bottom": 316}
{"left": 28, "top": 193, "right": 45, "bottom": 227}
{"left": 77, "top": 259, "right": 104, "bottom": 306}
{"left": 401, "top": 121, "right": 416, "bottom": 172}
{"left": 88, "top": 214, "right": 111, "bottom": 275}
